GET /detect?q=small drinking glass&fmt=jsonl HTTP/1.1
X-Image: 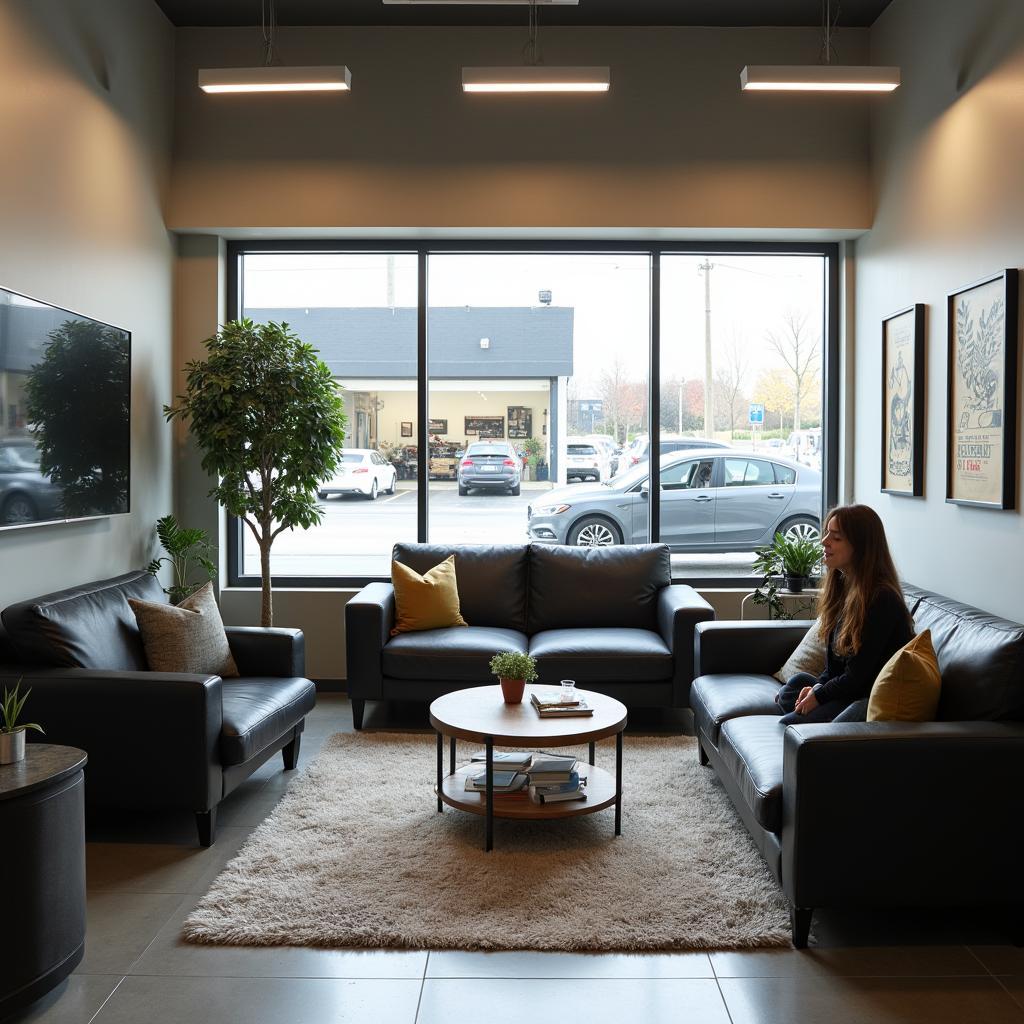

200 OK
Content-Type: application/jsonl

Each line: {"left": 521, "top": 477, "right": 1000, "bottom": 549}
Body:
{"left": 560, "top": 679, "right": 578, "bottom": 703}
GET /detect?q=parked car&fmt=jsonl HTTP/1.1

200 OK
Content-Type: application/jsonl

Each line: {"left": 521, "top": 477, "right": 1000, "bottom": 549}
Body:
{"left": 565, "top": 437, "right": 612, "bottom": 483}
{"left": 458, "top": 440, "right": 521, "bottom": 496}
{"left": 0, "top": 439, "right": 64, "bottom": 526}
{"left": 621, "top": 435, "right": 730, "bottom": 470}
{"left": 526, "top": 448, "right": 821, "bottom": 551}
{"left": 785, "top": 428, "right": 822, "bottom": 469}
{"left": 318, "top": 449, "right": 397, "bottom": 501}
{"left": 583, "top": 434, "right": 621, "bottom": 476}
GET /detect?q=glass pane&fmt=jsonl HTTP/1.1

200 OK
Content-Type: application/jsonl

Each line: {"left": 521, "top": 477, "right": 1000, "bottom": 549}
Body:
{"left": 427, "top": 253, "right": 650, "bottom": 550}
{"left": 239, "top": 252, "right": 418, "bottom": 577}
{"left": 659, "top": 254, "right": 825, "bottom": 577}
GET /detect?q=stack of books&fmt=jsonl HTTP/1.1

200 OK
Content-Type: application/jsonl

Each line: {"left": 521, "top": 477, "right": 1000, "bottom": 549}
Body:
{"left": 526, "top": 753, "right": 587, "bottom": 804}
{"left": 463, "top": 768, "right": 529, "bottom": 799}
{"left": 530, "top": 692, "right": 594, "bottom": 718}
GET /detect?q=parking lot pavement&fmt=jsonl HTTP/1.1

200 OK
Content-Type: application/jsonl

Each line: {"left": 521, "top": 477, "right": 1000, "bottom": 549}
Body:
{"left": 241, "top": 485, "right": 756, "bottom": 579}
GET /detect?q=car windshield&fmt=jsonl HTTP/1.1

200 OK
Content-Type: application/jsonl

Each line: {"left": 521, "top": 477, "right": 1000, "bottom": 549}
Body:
{"left": 341, "top": 453, "right": 366, "bottom": 463}
{"left": 568, "top": 445, "right": 597, "bottom": 455}
{"left": 467, "top": 445, "right": 510, "bottom": 457}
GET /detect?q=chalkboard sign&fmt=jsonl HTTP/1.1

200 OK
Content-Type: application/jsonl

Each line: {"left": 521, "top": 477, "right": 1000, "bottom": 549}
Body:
{"left": 465, "top": 416, "right": 504, "bottom": 438}
{"left": 429, "top": 418, "right": 448, "bottom": 434}
{"left": 507, "top": 406, "right": 532, "bottom": 439}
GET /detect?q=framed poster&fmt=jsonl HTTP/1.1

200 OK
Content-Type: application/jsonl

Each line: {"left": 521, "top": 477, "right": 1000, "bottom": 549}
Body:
{"left": 881, "top": 304, "right": 925, "bottom": 496}
{"left": 428, "top": 418, "right": 447, "bottom": 434}
{"left": 400, "top": 421, "right": 413, "bottom": 438}
{"left": 946, "top": 269, "right": 1019, "bottom": 509}
{"left": 507, "top": 406, "right": 532, "bottom": 439}
{"left": 464, "top": 415, "right": 504, "bottom": 438}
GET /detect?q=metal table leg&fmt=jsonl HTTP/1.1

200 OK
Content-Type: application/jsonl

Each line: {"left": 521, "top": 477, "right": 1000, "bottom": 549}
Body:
{"left": 588, "top": 740, "right": 596, "bottom": 766}
{"left": 615, "top": 730, "right": 623, "bottom": 836}
{"left": 436, "top": 730, "right": 443, "bottom": 812}
{"left": 485, "top": 735, "right": 494, "bottom": 852}
{"left": 450, "top": 736, "right": 456, "bottom": 776}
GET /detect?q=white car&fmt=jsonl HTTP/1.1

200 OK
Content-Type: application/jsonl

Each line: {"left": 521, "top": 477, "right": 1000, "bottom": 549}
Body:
{"left": 565, "top": 437, "right": 612, "bottom": 483}
{"left": 319, "top": 449, "right": 397, "bottom": 501}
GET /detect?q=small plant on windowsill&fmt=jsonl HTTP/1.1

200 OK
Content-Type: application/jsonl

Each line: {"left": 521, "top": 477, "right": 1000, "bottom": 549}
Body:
{"left": 0, "top": 680, "right": 45, "bottom": 765}
{"left": 751, "top": 533, "right": 823, "bottom": 620}
{"left": 489, "top": 651, "right": 538, "bottom": 705}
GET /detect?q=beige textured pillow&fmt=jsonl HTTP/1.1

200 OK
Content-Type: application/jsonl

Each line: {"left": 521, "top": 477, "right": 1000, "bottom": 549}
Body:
{"left": 773, "top": 619, "right": 827, "bottom": 683}
{"left": 867, "top": 630, "right": 942, "bottom": 722}
{"left": 129, "top": 582, "right": 239, "bottom": 677}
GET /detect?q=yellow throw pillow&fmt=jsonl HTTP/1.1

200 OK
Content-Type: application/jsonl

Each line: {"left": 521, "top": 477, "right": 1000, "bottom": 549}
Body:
{"left": 867, "top": 630, "right": 941, "bottom": 722}
{"left": 390, "top": 555, "right": 468, "bottom": 636}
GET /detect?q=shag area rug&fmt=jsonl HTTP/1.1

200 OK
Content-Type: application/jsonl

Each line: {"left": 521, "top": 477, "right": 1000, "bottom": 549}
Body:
{"left": 183, "top": 732, "right": 790, "bottom": 951}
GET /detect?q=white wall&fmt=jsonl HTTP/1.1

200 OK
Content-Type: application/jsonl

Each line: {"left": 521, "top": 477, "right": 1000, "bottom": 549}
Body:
{"left": 853, "top": 0, "right": 1024, "bottom": 620}
{"left": 0, "top": 0, "right": 175, "bottom": 607}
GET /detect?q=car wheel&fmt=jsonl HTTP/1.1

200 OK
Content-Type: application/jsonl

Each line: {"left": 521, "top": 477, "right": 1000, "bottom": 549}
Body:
{"left": 367, "top": 480, "right": 378, "bottom": 501}
{"left": 386, "top": 472, "right": 397, "bottom": 495}
{"left": 568, "top": 515, "right": 622, "bottom": 547}
{"left": 510, "top": 482, "right": 521, "bottom": 497}
{"left": 458, "top": 484, "right": 469, "bottom": 496}
{"left": 780, "top": 515, "right": 820, "bottom": 543}
{"left": 0, "top": 493, "right": 36, "bottom": 525}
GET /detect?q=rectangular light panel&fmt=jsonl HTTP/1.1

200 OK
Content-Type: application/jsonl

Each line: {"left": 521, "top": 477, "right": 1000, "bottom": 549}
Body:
{"left": 740, "top": 65, "right": 900, "bottom": 92}
{"left": 198, "top": 66, "right": 352, "bottom": 94}
{"left": 462, "top": 66, "right": 610, "bottom": 93}
{"left": 385, "top": 1, "right": 578, "bottom": 5}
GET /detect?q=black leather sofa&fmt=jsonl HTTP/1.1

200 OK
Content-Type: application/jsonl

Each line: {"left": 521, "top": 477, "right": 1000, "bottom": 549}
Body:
{"left": 0, "top": 570, "right": 316, "bottom": 846}
{"left": 690, "top": 583, "right": 1024, "bottom": 947}
{"left": 345, "top": 541, "right": 714, "bottom": 728}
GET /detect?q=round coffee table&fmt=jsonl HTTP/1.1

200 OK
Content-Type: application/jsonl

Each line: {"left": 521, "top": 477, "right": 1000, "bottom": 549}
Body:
{"left": 429, "top": 684, "right": 627, "bottom": 851}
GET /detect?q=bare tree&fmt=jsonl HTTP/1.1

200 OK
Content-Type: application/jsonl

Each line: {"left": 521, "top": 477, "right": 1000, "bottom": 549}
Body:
{"left": 714, "top": 333, "right": 751, "bottom": 437}
{"left": 599, "top": 358, "right": 645, "bottom": 442}
{"left": 765, "top": 311, "right": 819, "bottom": 431}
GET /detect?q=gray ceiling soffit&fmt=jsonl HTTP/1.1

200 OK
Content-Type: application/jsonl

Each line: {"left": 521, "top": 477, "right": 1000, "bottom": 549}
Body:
{"left": 156, "top": 0, "right": 893, "bottom": 29}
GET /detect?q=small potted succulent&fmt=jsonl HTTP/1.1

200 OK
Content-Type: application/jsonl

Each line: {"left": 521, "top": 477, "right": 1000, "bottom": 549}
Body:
{"left": 489, "top": 651, "right": 538, "bottom": 705}
{"left": 0, "top": 680, "right": 45, "bottom": 765}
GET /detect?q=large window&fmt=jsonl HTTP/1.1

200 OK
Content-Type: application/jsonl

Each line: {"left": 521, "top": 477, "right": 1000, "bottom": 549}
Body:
{"left": 228, "top": 243, "right": 835, "bottom": 586}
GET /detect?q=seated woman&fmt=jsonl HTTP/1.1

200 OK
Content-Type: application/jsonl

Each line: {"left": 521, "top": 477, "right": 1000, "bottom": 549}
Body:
{"left": 776, "top": 503, "right": 914, "bottom": 725}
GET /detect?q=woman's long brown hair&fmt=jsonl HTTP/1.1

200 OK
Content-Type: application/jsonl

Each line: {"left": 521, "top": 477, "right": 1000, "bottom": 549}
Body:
{"left": 817, "top": 504, "right": 909, "bottom": 655}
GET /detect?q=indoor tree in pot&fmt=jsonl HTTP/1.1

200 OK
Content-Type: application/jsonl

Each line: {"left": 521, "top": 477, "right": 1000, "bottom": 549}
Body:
{"left": 0, "top": 680, "right": 44, "bottom": 765}
{"left": 489, "top": 651, "right": 538, "bottom": 705}
{"left": 165, "top": 319, "right": 346, "bottom": 626}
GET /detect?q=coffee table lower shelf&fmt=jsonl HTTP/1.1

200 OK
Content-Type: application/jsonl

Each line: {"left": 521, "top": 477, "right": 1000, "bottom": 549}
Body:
{"left": 437, "top": 763, "right": 617, "bottom": 819}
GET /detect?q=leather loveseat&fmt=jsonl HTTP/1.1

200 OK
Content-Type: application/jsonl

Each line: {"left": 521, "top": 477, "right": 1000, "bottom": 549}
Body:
{"left": 690, "top": 583, "right": 1024, "bottom": 947}
{"left": 345, "top": 542, "right": 714, "bottom": 728}
{"left": 0, "top": 570, "right": 316, "bottom": 846}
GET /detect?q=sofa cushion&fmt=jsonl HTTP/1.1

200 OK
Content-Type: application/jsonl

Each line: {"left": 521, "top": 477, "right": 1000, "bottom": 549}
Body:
{"left": 773, "top": 619, "right": 826, "bottom": 683}
{"left": 904, "top": 585, "right": 1024, "bottom": 721}
{"left": 529, "top": 628, "right": 672, "bottom": 683}
{"left": 220, "top": 676, "right": 317, "bottom": 766}
{"left": 527, "top": 544, "right": 670, "bottom": 633}
{"left": 392, "top": 544, "right": 528, "bottom": 631}
{"left": 390, "top": 555, "right": 467, "bottom": 635}
{"left": 719, "top": 716, "right": 785, "bottom": 834}
{"left": 868, "top": 630, "right": 942, "bottom": 722}
{"left": 1, "top": 570, "right": 164, "bottom": 670}
{"left": 691, "top": 674, "right": 781, "bottom": 746}
{"left": 383, "top": 626, "right": 529, "bottom": 681}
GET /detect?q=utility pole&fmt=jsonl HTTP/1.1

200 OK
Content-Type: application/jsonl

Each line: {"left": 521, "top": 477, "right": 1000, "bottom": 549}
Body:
{"left": 698, "top": 260, "right": 714, "bottom": 438}
{"left": 678, "top": 381, "right": 683, "bottom": 433}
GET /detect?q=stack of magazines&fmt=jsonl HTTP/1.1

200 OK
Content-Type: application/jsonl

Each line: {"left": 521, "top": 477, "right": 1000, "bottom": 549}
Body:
{"left": 530, "top": 692, "right": 594, "bottom": 718}
{"left": 526, "top": 753, "right": 587, "bottom": 804}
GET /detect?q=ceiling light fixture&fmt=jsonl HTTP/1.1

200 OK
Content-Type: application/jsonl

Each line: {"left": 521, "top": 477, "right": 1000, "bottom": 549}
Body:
{"left": 199, "top": 1, "right": 351, "bottom": 94}
{"left": 384, "top": 1, "right": 577, "bottom": 5}
{"left": 461, "top": 0, "right": 609, "bottom": 94}
{"left": 741, "top": 1, "right": 900, "bottom": 94}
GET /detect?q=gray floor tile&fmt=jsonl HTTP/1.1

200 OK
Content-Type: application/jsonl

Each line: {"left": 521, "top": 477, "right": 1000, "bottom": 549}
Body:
{"left": 89, "top": 976, "right": 420, "bottom": 1024}
{"left": 416, "top": 978, "right": 731, "bottom": 1024}
{"left": 711, "top": 945, "right": 987, "bottom": 978}
{"left": 74, "top": 892, "right": 184, "bottom": 975}
{"left": 4, "top": 975, "right": 123, "bottom": 1024}
{"left": 427, "top": 949, "right": 713, "bottom": 978}
{"left": 719, "top": 976, "right": 1024, "bottom": 1024}
{"left": 129, "top": 900, "right": 428, "bottom": 979}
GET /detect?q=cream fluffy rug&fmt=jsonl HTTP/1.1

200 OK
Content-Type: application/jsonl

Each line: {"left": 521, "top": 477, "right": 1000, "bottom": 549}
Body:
{"left": 183, "top": 732, "right": 790, "bottom": 951}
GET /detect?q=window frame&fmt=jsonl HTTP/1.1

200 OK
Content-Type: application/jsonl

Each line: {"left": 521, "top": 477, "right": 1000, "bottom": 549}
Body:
{"left": 225, "top": 239, "right": 839, "bottom": 589}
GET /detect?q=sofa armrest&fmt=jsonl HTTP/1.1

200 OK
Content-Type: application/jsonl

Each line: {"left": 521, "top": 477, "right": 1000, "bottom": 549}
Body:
{"left": 225, "top": 626, "right": 305, "bottom": 678}
{"left": 694, "top": 620, "right": 813, "bottom": 677}
{"left": 345, "top": 583, "right": 395, "bottom": 701}
{"left": 781, "top": 722, "right": 1024, "bottom": 910}
{"left": 656, "top": 585, "right": 715, "bottom": 707}
{"left": 18, "top": 668, "right": 224, "bottom": 812}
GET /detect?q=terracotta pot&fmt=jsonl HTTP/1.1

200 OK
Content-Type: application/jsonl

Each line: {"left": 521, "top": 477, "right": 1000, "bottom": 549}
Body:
{"left": 499, "top": 677, "right": 526, "bottom": 704}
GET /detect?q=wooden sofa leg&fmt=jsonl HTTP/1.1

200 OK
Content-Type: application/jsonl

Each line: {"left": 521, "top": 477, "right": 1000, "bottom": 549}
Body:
{"left": 196, "top": 807, "right": 217, "bottom": 848}
{"left": 697, "top": 741, "right": 709, "bottom": 766}
{"left": 790, "top": 906, "right": 813, "bottom": 949}
{"left": 351, "top": 698, "right": 365, "bottom": 730}
{"left": 282, "top": 731, "right": 302, "bottom": 771}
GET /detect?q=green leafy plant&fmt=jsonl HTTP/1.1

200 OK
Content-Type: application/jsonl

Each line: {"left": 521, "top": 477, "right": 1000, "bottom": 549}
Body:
{"left": 489, "top": 651, "right": 538, "bottom": 682}
{"left": 751, "top": 532, "right": 822, "bottom": 619}
{"left": 165, "top": 319, "right": 347, "bottom": 626}
{"left": 146, "top": 514, "right": 217, "bottom": 604}
{"left": 1, "top": 680, "right": 44, "bottom": 736}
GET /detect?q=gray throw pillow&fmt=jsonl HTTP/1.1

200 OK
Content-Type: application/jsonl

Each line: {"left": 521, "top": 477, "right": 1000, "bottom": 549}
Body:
{"left": 129, "top": 582, "right": 239, "bottom": 678}
{"left": 773, "top": 618, "right": 827, "bottom": 683}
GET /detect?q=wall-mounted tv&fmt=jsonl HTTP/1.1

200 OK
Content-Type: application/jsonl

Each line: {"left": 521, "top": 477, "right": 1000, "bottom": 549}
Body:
{"left": 0, "top": 286, "right": 130, "bottom": 529}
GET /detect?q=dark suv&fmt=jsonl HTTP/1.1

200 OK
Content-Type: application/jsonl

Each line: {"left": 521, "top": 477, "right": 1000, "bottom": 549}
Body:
{"left": 622, "top": 436, "right": 729, "bottom": 470}
{"left": 458, "top": 440, "right": 522, "bottom": 496}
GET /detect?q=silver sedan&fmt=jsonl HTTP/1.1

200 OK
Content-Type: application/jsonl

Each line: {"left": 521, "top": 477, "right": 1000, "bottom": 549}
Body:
{"left": 526, "top": 448, "right": 821, "bottom": 551}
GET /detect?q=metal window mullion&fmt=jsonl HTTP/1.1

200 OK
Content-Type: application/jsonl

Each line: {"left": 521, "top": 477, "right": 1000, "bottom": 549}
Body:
{"left": 417, "top": 250, "right": 429, "bottom": 542}
{"left": 648, "top": 251, "right": 661, "bottom": 542}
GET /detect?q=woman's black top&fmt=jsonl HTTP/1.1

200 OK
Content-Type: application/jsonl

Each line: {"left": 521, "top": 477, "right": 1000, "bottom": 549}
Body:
{"left": 813, "top": 588, "right": 914, "bottom": 706}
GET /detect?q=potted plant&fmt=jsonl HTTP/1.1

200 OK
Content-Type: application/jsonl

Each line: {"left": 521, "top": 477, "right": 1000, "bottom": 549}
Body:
{"left": 165, "top": 319, "right": 347, "bottom": 626}
{"left": 488, "top": 651, "right": 538, "bottom": 705}
{"left": 146, "top": 514, "right": 217, "bottom": 605}
{"left": 751, "top": 532, "right": 823, "bottom": 619}
{"left": 0, "top": 680, "right": 44, "bottom": 765}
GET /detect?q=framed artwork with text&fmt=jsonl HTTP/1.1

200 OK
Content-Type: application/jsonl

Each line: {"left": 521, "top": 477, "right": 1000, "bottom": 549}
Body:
{"left": 881, "top": 304, "right": 925, "bottom": 496}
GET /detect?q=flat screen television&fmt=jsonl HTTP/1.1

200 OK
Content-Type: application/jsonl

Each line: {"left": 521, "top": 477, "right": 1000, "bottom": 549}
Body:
{"left": 0, "top": 286, "right": 130, "bottom": 529}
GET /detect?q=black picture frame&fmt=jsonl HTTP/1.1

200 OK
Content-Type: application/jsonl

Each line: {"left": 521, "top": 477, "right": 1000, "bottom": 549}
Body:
{"left": 464, "top": 415, "right": 504, "bottom": 438}
{"left": 428, "top": 418, "right": 447, "bottom": 434}
{"left": 881, "top": 304, "right": 925, "bottom": 497}
{"left": 400, "top": 421, "right": 413, "bottom": 438}
{"left": 507, "top": 406, "right": 532, "bottom": 439}
{"left": 946, "top": 269, "right": 1019, "bottom": 509}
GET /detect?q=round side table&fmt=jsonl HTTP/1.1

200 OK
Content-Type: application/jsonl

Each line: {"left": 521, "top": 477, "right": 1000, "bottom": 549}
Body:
{"left": 0, "top": 744, "right": 87, "bottom": 1019}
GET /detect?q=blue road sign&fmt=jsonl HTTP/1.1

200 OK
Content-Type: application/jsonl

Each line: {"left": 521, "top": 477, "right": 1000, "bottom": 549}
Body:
{"left": 749, "top": 403, "right": 765, "bottom": 425}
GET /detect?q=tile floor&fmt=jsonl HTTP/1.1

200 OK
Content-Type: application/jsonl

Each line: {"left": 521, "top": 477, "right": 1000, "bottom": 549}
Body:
{"left": 10, "top": 694, "right": 1024, "bottom": 1024}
